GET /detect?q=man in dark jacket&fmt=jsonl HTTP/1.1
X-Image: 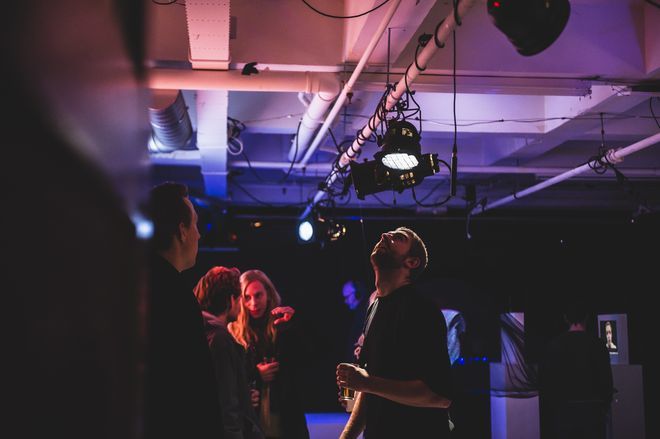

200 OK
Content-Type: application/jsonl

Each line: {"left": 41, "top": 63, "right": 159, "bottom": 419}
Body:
{"left": 145, "top": 182, "right": 223, "bottom": 439}
{"left": 195, "top": 266, "right": 264, "bottom": 439}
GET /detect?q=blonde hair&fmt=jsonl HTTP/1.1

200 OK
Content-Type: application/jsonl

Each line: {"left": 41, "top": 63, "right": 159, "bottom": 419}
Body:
{"left": 230, "top": 269, "right": 282, "bottom": 350}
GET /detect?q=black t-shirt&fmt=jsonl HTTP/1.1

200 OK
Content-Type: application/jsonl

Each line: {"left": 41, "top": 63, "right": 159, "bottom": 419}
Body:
{"left": 360, "top": 284, "right": 453, "bottom": 438}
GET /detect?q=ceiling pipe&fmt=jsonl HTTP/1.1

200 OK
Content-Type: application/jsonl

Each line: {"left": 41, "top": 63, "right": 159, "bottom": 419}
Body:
{"left": 148, "top": 68, "right": 339, "bottom": 94}
{"left": 296, "top": 0, "right": 403, "bottom": 166}
{"left": 288, "top": 90, "right": 340, "bottom": 161}
{"left": 302, "top": 0, "right": 478, "bottom": 218}
{"left": 470, "top": 132, "right": 660, "bottom": 216}
{"left": 297, "top": 92, "right": 312, "bottom": 107}
{"left": 148, "top": 90, "right": 193, "bottom": 152}
{"left": 228, "top": 161, "right": 660, "bottom": 178}
{"left": 148, "top": 153, "right": 660, "bottom": 178}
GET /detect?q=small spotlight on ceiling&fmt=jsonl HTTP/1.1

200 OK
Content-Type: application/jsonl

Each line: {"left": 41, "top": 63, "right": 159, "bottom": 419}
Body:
{"left": 297, "top": 219, "right": 315, "bottom": 243}
{"left": 326, "top": 220, "right": 347, "bottom": 242}
{"left": 250, "top": 220, "right": 263, "bottom": 229}
{"left": 487, "top": 0, "right": 571, "bottom": 56}
{"left": 350, "top": 119, "right": 441, "bottom": 200}
{"left": 297, "top": 209, "right": 348, "bottom": 245}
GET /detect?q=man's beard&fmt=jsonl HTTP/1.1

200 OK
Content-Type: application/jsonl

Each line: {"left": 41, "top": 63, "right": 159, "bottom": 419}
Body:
{"left": 371, "top": 247, "right": 404, "bottom": 271}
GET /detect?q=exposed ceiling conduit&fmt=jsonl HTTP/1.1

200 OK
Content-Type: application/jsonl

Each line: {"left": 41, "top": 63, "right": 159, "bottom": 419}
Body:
{"left": 470, "top": 132, "right": 660, "bottom": 216}
{"left": 288, "top": 90, "right": 340, "bottom": 162}
{"left": 148, "top": 153, "right": 660, "bottom": 179}
{"left": 148, "top": 89, "right": 193, "bottom": 152}
{"left": 292, "top": 0, "right": 402, "bottom": 165}
{"left": 148, "top": 69, "right": 340, "bottom": 94}
{"left": 302, "top": 0, "right": 478, "bottom": 218}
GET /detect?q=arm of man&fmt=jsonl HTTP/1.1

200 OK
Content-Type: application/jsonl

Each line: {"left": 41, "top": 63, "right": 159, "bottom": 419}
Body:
{"left": 337, "top": 363, "right": 451, "bottom": 409}
{"left": 340, "top": 391, "right": 367, "bottom": 439}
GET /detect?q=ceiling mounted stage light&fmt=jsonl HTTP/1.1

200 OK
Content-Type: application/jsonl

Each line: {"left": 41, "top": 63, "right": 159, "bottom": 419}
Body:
{"left": 296, "top": 209, "right": 347, "bottom": 245}
{"left": 350, "top": 119, "right": 441, "bottom": 200}
{"left": 376, "top": 120, "right": 422, "bottom": 171}
{"left": 487, "top": 0, "right": 571, "bottom": 56}
{"left": 297, "top": 219, "right": 315, "bottom": 243}
{"left": 325, "top": 219, "right": 347, "bottom": 242}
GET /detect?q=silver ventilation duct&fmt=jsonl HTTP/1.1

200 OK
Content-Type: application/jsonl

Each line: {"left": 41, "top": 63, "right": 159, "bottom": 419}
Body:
{"left": 148, "top": 90, "right": 193, "bottom": 153}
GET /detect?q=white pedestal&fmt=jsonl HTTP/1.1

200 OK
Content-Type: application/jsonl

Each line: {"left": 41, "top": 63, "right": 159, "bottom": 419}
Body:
{"left": 490, "top": 394, "right": 540, "bottom": 439}
{"left": 610, "top": 364, "right": 645, "bottom": 439}
{"left": 490, "top": 363, "right": 540, "bottom": 439}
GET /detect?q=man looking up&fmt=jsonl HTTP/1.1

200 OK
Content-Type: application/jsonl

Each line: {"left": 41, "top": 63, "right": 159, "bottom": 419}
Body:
{"left": 337, "top": 227, "right": 453, "bottom": 438}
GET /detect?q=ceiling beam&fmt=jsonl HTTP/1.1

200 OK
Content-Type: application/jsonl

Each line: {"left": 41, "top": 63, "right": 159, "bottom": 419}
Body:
{"left": 344, "top": 0, "right": 436, "bottom": 65}
{"left": 185, "top": 0, "right": 231, "bottom": 70}
{"left": 197, "top": 90, "right": 229, "bottom": 199}
{"left": 494, "top": 85, "right": 651, "bottom": 164}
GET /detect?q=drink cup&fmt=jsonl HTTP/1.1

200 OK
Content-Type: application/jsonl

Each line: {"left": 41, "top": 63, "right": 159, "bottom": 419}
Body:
{"left": 338, "top": 362, "right": 358, "bottom": 401}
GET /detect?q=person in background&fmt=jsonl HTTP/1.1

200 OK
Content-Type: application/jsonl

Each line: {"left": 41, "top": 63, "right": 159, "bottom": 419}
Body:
{"left": 351, "top": 290, "right": 377, "bottom": 362}
{"left": 146, "top": 182, "right": 223, "bottom": 439}
{"left": 195, "top": 266, "right": 264, "bottom": 439}
{"left": 340, "top": 279, "right": 370, "bottom": 362}
{"left": 538, "top": 302, "right": 613, "bottom": 439}
{"left": 229, "top": 270, "right": 310, "bottom": 439}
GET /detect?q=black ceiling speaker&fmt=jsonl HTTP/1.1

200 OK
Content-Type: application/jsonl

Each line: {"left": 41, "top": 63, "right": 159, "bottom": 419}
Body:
{"left": 487, "top": 0, "right": 571, "bottom": 56}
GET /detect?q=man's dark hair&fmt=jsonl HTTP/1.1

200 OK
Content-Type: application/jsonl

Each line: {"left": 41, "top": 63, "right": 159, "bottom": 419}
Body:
{"left": 194, "top": 267, "right": 241, "bottom": 316}
{"left": 397, "top": 227, "right": 428, "bottom": 280}
{"left": 148, "top": 182, "right": 191, "bottom": 252}
{"left": 564, "top": 302, "right": 588, "bottom": 325}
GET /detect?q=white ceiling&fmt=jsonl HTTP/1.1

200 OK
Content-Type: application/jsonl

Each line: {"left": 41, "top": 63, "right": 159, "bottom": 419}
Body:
{"left": 146, "top": 0, "right": 660, "bottom": 214}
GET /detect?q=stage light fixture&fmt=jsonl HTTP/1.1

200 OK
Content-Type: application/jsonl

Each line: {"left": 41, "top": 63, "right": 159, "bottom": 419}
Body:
{"left": 350, "top": 119, "right": 440, "bottom": 200}
{"left": 297, "top": 209, "right": 347, "bottom": 245}
{"left": 325, "top": 219, "right": 347, "bottom": 242}
{"left": 487, "top": 0, "right": 570, "bottom": 56}
{"left": 376, "top": 120, "right": 422, "bottom": 171}
{"left": 297, "top": 219, "right": 315, "bottom": 243}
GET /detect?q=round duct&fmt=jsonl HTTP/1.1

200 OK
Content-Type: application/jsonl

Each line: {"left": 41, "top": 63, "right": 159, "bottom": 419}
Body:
{"left": 148, "top": 90, "right": 193, "bottom": 152}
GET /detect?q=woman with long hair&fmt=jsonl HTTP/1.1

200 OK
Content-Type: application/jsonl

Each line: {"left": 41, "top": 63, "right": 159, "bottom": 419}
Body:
{"left": 229, "top": 270, "right": 309, "bottom": 439}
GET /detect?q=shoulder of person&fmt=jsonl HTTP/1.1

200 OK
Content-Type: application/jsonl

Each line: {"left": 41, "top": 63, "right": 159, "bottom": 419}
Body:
{"left": 208, "top": 325, "right": 234, "bottom": 349}
{"left": 400, "top": 286, "right": 440, "bottom": 310}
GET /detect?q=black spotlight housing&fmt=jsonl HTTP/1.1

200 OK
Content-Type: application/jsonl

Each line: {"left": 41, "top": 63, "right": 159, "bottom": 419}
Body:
{"left": 487, "top": 0, "right": 570, "bottom": 57}
{"left": 350, "top": 119, "right": 440, "bottom": 200}
{"left": 375, "top": 120, "right": 422, "bottom": 170}
{"left": 296, "top": 209, "right": 347, "bottom": 245}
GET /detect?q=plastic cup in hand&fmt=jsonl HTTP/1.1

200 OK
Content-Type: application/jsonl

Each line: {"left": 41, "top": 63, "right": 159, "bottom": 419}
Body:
{"left": 341, "top": 386, "right": 356, "bottom": 400}
{"left": 339, "top": 363, "right": 357, "bottom": 401}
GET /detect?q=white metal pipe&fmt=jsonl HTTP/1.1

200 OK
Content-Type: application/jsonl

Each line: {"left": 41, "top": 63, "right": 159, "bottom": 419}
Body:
{"left": 298, "top": 0, "right": 402, "bottom": 167}
{"left": 297, "top": 92, "right": 311, "bottom": 107}
{"left": 148, "top": 68, "right": 340, "bottom": 94}
{"left": 148, "top": 155, "right": 660, "bottom": 178}
{"left": 470, "top": 132, "right": 660, "bottom": 216}
{"left": 229, "top": 161, "right": 660, "bottom": 178}
{"left": 304, "top": 0, "right": 478, "bottom": 216}
{"left": 288, "top": 91, "right": 338, "bottom": 161}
